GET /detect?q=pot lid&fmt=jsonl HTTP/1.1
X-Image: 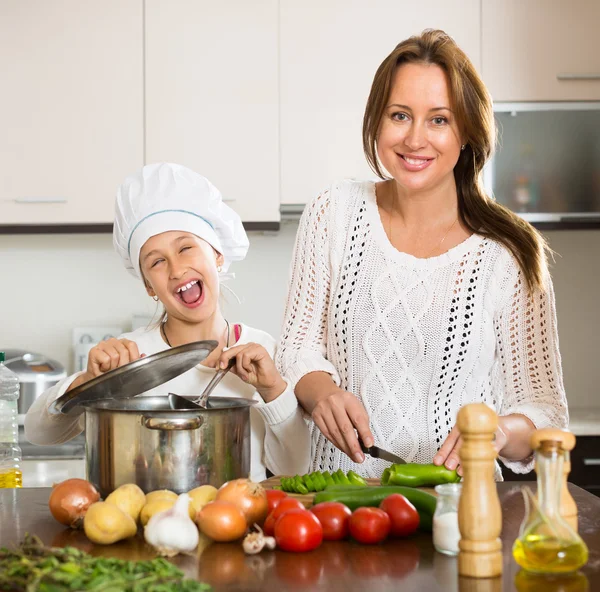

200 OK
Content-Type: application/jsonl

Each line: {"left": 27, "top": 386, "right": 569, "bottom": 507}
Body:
{"left": 51, "top": 340, "right": 217, "bottom": 415}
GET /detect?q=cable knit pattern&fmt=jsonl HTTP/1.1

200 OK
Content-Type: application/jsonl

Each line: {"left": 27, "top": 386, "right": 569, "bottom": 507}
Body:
{"left": 276, "top": 179, "right": 568, "bottom": 480}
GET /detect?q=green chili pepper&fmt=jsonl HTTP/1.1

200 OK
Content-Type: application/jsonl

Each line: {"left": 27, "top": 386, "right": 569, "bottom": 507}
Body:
{"left": 314, "top": 472, "right": 328, "bottom": 491}
{"left": 295, "top": 478, "right": 309, "bottom": 495}
{"left": 323, "top": 471, "right": 335, "bottom": 487}
{"left": 335, "top": 469, "right": 351, "bottom": 485}
{"left": 303, "top": 473, "right": 317, "bottom": 492}
{"left": 381, "top": 463, "right": 460, "bottom": 488}
{"left": 348, "top": 470, "right": 368, "bottom": 486}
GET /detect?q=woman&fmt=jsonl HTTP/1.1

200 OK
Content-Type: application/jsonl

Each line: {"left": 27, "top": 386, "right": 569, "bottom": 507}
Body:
{"left": 26, "top": 162, "right": 311, "bottom": 482}
{"left": 276, "top": 29, "right": 567, "bottom": 479}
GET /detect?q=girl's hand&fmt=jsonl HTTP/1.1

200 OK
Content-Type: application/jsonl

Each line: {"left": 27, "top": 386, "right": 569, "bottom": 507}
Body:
{"left": 433, "top": 422, "right": 509, "bottom": 476}
{"left": 218, "top": 343, "right": 287, "bottom": 402}
{"left": 66, "top": 338, "right": 141, "bottom": 392}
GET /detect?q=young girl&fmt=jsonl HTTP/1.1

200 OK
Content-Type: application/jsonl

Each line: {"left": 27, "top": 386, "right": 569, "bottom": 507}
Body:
{"left": 25, "top": 162, "right": 311, "bottom": 482}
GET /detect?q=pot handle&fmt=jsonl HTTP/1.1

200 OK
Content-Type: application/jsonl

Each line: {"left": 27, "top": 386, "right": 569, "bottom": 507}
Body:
{"left": 142, "top": 416, "right": 203, "bottom": 431}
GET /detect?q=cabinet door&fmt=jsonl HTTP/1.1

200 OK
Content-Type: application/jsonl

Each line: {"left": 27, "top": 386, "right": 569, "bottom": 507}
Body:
{"left": 145, "top": 0, "right": 279, "bottom": 223}
{"left": 0, "top": 1, "right": 143, "bottom": 225}
{"left": 482, "top": 0, "right": 600, "bottom": 101}
{"left": 279, "top": 0, "right": 481, "bottom": 205}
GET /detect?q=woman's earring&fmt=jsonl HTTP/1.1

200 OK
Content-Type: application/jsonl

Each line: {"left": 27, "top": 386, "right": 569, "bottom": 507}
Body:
{"left": 461, "top": 144, "right": 466, "bottom": 151}
{"left": 217, "top": 265, "right": 223, "bottom": 273}
{"left": 152, "top": 295, "right": 159, "bottom": 302}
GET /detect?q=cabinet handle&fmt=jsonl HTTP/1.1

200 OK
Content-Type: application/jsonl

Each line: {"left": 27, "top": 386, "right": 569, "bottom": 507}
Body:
{"left": 15, "top": 197, "right": 68, "bottom": 204}
{"left": 556, "top": 73, "right": 600, "bottom": 81}
{"left": 583, "top": 459, "right": 600, "bottom": 466}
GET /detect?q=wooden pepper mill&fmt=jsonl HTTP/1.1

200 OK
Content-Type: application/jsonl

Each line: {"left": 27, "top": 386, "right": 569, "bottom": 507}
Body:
{"left": 530, "top": 427, "right": 578, "bottom": 531}
{"left": 457, "top": 403, "right": 502, "bottom": 578}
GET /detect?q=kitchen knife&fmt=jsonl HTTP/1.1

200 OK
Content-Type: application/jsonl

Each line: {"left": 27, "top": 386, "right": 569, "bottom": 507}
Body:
{"left": 360, "top": 440, "right": 407, "bottom": 465}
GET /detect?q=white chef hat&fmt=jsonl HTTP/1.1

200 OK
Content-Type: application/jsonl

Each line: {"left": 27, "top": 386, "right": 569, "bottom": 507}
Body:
{"left": 113, "top": 163, "right": 249, "bottom": 279}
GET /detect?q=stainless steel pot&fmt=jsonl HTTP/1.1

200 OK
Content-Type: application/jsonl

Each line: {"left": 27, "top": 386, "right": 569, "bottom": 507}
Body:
{"left": 3, "top": 349, "right": 66, "bottom": 417}
{"left": 82, "top": 396, "right": 252, "bottom": 497}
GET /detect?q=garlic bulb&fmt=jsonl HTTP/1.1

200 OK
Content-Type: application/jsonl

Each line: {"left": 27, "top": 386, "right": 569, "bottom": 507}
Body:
{"left": 144, "top": 492, "right": 199, "bottom": 557}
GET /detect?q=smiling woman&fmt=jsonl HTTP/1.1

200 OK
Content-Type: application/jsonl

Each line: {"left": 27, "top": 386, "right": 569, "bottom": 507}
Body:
{"left": 276, "top": 29, "right": 568, "bottom": 482}
{"left": 24, "top": 162, "right": 311, "bottom": 483}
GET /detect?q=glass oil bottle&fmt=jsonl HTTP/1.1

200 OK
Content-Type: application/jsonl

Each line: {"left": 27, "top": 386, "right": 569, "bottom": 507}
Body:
{"left": 513, "top": 438, "right": 588, "bottom": 574}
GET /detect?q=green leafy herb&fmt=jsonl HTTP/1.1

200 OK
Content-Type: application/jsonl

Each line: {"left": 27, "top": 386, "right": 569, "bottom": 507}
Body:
{"left": 0, "top": 534, "right": 210, "bottom": 592}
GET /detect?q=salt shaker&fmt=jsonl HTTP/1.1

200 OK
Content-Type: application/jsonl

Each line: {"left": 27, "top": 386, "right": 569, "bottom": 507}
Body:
{"left": 433, "top": 482, "right": 462, "bottom": 556}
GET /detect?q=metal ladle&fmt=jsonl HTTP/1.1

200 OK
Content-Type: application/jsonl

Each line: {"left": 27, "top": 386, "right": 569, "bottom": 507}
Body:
{"left": 167, "top": 358, "right": 236, "bottom": 410}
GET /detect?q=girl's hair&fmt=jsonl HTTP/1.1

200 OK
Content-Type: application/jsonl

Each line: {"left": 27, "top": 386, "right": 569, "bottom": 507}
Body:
{"left": 362, "top": 29, "right": 549, "bottom": 293}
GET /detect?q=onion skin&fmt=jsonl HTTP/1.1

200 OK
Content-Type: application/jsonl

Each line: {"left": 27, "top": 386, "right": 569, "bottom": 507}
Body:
{"left": 48, "top": 479, "right": 101, "bottom": 529}
{"left": 196, "top": 501, "right": 248, "bottom": 542}
{"left": 216, "top": 479, "right": 269, "bottom": 527}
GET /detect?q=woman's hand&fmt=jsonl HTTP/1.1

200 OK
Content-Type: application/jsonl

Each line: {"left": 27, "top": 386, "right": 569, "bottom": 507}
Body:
{"left": 311, "top": 388, "right": 374, "bottom": 464}
{"left": 218, "top": 343, "right": 287, "bottom": 402}
{"left": 433, "top": 422, "right": 509, "bottom": 476}
{"left": 66, "top": 338, "right": 141, "bottom": 392}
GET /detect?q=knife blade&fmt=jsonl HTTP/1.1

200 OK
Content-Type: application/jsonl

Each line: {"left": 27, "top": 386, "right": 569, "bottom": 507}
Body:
{"left": 359, "top": 441, "right": 407, "bottom": 465}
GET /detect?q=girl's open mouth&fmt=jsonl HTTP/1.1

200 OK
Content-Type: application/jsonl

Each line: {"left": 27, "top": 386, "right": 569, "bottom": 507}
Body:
{"left": 175, "top": 279, "right": 203, "bottom": 307}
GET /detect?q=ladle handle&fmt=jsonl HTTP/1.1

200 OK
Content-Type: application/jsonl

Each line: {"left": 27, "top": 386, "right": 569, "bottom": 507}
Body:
{"left": 194, "top": 358, "right": 236, "bottom": 407}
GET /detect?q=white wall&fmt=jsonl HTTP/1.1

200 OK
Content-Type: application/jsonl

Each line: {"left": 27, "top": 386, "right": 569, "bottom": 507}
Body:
{"left": 0, "top": 225, "right": 598, "bottom": 410}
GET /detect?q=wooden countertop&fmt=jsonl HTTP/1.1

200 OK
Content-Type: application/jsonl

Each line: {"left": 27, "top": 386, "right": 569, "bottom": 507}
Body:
{"left": 1, "top": 483, "right": 599, "bottom": 591}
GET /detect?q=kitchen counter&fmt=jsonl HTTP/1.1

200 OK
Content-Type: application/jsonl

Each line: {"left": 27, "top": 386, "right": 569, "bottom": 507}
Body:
{"left": 21, "top": 459, "right": 85, "bottom": 488}
{"left": 1, "top": 482, "right": 599, "bottom": 591}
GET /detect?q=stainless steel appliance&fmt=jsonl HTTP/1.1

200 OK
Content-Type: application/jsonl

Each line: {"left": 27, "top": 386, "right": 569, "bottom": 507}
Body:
{"left": 50, "top": 340, "right": 255, "bottom": 496}
{"left": 3, "top": 349, "right": 66, "bottom": 421}
{"left": 484, "top": 102, "right": 600, "bottom": 227}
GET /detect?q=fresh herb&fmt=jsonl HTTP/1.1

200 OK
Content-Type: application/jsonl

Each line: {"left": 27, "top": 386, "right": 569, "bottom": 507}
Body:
{"left": 0, "top": 533, "right": 210, "bottom": 592}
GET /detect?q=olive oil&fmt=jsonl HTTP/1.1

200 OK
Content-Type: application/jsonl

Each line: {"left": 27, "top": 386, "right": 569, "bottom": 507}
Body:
{"left": 513, "top": 438, "right": 588, "bottom": 575}
{"left": 0, "top": 352, "right": 23, "bottom": 489}
{"left": 513, "top": 534, "right": 588, "bottom": 574}
{"left": 0, "top": 468, "right": 23, "bottom": 488}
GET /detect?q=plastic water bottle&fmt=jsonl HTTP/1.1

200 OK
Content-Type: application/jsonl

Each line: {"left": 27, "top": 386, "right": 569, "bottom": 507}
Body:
{"left": 0, "top": 352, "right": 22, "bottom": 487}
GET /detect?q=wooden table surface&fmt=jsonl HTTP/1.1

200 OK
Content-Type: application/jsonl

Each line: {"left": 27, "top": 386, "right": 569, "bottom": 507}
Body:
{"left": 1, "top": 483, "right": 599, "bottom": 592}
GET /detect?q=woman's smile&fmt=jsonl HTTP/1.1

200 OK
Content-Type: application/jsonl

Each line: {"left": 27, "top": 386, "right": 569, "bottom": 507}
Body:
{"left": 397, "top": 152, "right": 435, "bottom": 172}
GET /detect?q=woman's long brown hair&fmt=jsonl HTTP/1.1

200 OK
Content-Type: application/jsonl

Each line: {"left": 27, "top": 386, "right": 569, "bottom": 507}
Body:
{"left": 362, "top": 29, "right": 549, "bottom": 293}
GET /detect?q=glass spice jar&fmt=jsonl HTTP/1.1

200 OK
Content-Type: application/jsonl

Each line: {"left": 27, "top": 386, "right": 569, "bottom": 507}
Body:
{"left": 433, "top": 482, "right": 462, "bottom": 556}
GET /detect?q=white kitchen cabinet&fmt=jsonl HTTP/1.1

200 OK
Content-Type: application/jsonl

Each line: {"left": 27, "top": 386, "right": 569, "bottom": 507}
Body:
{"left": 145, "top": 0, "right": 280, "bottom": 224}
{"left": 482, "top": 0, "right": 600, "bottom": 102}
{"left": 0, "top": 1, "right": 144, "bottom": 225}
{"left": 279, "top": 0, "right": 481, "bottom": 205}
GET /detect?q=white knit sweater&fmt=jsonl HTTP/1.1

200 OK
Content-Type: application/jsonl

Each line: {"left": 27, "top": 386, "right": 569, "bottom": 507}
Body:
{"left": 276, "top": 179, "right": 568, "bottom": 479}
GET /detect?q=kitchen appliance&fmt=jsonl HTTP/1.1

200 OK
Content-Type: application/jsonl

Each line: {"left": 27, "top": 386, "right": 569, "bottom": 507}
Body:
{"left": 484, "top": 102, "right": 600, "bottom": 227}
{"left": 50, "top": 340, "right": 255, "bottom": 497}
{"left": 3, "top": 349, "right": 66, "bottom": 422}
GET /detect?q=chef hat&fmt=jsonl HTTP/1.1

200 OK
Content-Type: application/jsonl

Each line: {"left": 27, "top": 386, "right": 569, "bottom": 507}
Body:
{"left": 113, "top": 163, "right": 249, "bottom": 279}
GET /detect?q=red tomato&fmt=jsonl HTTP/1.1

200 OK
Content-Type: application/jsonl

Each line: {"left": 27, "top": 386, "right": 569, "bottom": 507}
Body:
{"left": 263, "top": 512, "right": 277, "bottom": 536}
{"left": 274, "top": 509, "right": 323, "bottom": 552}
{"left": 310, "top": 502, "right": 352, "bottom": 541}
{"left": 379, "top": 494, "right": 420, "bottom": 537}
{"left": 263, "top": 497, "right": 305, "bottom": 536}
{"left": 266, "top": 489, "right": 288, "bottom": 513}
{"left": 349, "top": 507, "right": 391, "bottom": 544}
